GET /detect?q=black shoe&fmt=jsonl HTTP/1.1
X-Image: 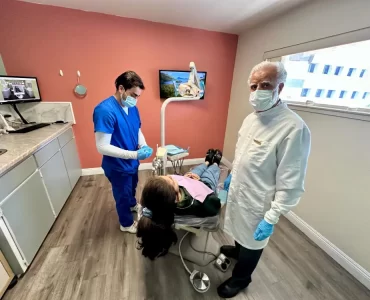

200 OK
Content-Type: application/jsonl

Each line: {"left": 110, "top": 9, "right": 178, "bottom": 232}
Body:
{"left": 220, "top": 245, "right": 239, "bottom": 260}
{"left": 217, "top": 277, "right": 249, "bottom": 298}
{"left": 212, "top": 149, "right": 223, "bottom": 165}
{"left": 205, "top": 149, "right": 215, "bottom": 164}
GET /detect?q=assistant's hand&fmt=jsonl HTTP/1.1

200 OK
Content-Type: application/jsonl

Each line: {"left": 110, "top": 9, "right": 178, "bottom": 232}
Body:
{"left": 142, "top": 145, "right": 153, "bottom": 158}
{"left": 254, "top": 219, "right": 274, "bottom": 241}
{"left": 137, "top": 146, "right": 153, "bottom": 160}
{"left": 224, "top": 174, "right": 232, "bottom": 191}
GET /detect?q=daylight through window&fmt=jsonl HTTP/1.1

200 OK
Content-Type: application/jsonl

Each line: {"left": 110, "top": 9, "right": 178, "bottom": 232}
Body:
{"left": 280, "top": 39, "right": 370, "bottom": 109}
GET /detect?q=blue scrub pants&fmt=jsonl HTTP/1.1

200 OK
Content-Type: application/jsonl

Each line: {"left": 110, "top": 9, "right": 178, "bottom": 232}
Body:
{"left": 105, "top": 169, "right": 138, "bottom": 227}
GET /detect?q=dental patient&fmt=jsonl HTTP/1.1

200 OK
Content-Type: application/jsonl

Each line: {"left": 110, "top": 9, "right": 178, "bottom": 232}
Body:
{"left": 137, "top": 149, "right": 223, "bottom": 260}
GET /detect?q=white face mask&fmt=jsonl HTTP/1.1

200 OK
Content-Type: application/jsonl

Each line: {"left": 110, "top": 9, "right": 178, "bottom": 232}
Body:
{"left": 249, "top": 89, "right": 278, "bottom": 112}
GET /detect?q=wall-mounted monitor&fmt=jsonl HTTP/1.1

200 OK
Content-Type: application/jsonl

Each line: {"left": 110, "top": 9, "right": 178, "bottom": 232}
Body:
{"left": 0, "top": 76, "right": 41, "bottom": 104}
{"left": 159, "top": 70, "right": 207, "bottom": 99}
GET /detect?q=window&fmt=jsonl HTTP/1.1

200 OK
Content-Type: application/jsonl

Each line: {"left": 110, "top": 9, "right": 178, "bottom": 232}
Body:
{"left": 339, "top": 91, "right": 347, "bottom": 98}
{"left": 308, "top": 63, "right": 317, "bottom": 73}
{"left": 315, "top": 89, "right": 324, "bottom": 97}
{"left": 323, "top": 65, "right": 331, "bottom": 74}
{"left": 347, "top": 68, "right": 356, "bottom": 77}
{"left": 279, "top": 39, "right": 370, "bottom": 109}
{"left": 301, "top": 88, "right": 310, "bottom": 97}
{"left": 286, "top": 79, "right": 304, "bottom": 88}
{"left": 327, "top": 90, "right": 335, "bottom": 98}
{"left": 334, "top": 66, "right": 343, "bottom": 75}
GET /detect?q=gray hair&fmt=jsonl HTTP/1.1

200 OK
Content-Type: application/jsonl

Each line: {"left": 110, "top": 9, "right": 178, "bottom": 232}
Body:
{"left": 248, "top": 61, "right": 287, "bottom": 85}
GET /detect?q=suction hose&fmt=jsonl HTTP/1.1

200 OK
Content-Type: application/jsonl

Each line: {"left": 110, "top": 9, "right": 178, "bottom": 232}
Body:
{"left": 178, "top": 231, "right": 211, "bottom": 293}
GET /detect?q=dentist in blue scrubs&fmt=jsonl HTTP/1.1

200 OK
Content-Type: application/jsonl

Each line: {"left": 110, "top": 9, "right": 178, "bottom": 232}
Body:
{"left": 93, "top": 71, "right": 153, "bottom": 233}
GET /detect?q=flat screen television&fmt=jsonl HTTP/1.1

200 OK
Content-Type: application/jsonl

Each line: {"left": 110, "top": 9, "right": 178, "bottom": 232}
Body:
{"left": 0, "top": 76, "right": 41, "bottom": 104}
{"left": 159, "top": 70, "right": 207, "bottom": 99}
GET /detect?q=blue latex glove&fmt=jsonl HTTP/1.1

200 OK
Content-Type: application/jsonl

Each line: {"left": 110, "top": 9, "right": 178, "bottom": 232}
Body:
{"left": 254, "top": 219, "right": 274, "bottom": 241}
{"left": 141, "top": 145, "right": 153, "bottom": 157}
{"left": 224, "top": 174, "right": 232, "bottom": 191}
{"left": 137, "top": 146, "right": 153, "bottom": 160}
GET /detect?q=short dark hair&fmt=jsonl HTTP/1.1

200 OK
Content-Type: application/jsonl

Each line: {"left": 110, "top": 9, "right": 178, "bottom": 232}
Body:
{"left": 115, "top": 71, "right": 145, "bottom": 91}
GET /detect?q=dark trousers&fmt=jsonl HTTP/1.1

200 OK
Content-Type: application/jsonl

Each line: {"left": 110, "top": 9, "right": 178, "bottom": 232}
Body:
{"left": 105, "top": 170, "right": 138, "bottom": 227}
{"left": 231, "top": 242, "right": 264, "bottom": 287}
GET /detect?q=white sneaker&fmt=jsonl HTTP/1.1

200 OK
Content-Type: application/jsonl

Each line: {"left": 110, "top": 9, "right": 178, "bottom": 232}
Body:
{"left": 120, "top": 221, "right": 137, "bottom": 234}
{"left": 130, "top": 203, "right": 142, "bottom": 213}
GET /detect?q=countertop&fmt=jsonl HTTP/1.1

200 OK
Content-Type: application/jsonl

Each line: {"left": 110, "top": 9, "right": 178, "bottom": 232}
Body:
{"left": 0, "top": 123, "right": 73, "bottom": 176}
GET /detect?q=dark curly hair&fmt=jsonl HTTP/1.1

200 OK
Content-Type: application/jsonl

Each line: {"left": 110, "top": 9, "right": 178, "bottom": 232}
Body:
{"left": 137, "top": 177, "right": 178, "bottom": 260}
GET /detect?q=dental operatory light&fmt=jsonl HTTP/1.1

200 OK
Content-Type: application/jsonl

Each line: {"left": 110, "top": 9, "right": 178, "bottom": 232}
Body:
{"left": 152, "top": 62, "right": 202, "bottom": 176}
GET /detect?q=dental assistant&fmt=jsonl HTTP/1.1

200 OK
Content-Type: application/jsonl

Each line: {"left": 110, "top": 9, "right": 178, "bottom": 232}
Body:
{"left": 93, "top": 71, "right": 153, "bottom": 234}
{"left": 218, "top": 61, "right": 311, "bottom": 298}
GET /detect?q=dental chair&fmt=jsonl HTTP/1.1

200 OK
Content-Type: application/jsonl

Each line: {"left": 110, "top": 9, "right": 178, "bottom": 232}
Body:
{"left": 151, "top": 62, "right": 229, "bottom": 292}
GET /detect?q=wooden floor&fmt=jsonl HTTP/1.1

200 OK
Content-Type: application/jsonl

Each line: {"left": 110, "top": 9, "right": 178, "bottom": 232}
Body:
{"left": 4, "top": 169, "right": 370, "bottom": 300}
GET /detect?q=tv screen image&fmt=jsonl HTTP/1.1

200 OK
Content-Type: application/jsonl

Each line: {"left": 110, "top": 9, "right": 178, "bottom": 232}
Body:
{"left": 159, "top": 70, "right": 207, "bottom": 99}
{"left": 0, "top": 76, "right": 41, "bottom": 104}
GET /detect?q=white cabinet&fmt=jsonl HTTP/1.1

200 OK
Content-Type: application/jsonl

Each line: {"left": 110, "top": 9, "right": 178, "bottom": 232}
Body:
{"left": 40, "top": 151, "right": 72, "bottom": 216}
{"left": 1, "top": 171, "right": 55, "bottom": 264}
{"left": 61, "top": 137, "right": 81, "bottom": 189}
{"left": 0, "top": 126, "right": 81, "bottom": 276}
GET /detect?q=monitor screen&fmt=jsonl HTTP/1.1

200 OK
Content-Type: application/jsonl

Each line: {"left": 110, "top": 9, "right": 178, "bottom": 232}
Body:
{"left": 0, "top": 76, "right": 41, "bottom": 104}
{"left": 159, "top": 70, "right": 207, "bottom": 99}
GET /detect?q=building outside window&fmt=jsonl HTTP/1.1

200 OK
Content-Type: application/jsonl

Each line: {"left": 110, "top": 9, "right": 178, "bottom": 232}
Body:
{"left": 301, "top": 88, "right": 310, "bottom": 97}
{"left": 308, "top": 63, "right": 317, "bottom": 73}
{"left": 327, "top": 90, "right": 335, "bottom": 98}
{"left": 279, "top": 39, "right": 370, "bottom": 108}
{"left": 315, "top": 89, "right": 324, "bottom": 97}
{"left": 339, "top": 91, "right": 347, "bottom": 98}
{"left": 323, "top": 65, "right": 331, "bottom": 74}
{"left": 334, "top": 66, "right": 343, "bottom": 75}
{"left": 347, "top": 68, "right": 356, "bottom": 77}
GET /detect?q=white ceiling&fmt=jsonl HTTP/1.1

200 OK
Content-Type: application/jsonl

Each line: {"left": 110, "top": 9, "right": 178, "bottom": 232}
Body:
{"left": 20, "top": 0, "right": 308, "bottom": 34}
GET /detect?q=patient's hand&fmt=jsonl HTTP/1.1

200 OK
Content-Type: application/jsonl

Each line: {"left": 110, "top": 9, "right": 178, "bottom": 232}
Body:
{"left": 184, "top": 173, "right": 200, "bottom": 180}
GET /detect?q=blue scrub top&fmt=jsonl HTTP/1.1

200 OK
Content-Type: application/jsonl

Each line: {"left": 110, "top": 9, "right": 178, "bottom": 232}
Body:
{"left": 93, "top": 96, "right": 141, "bottom": 174}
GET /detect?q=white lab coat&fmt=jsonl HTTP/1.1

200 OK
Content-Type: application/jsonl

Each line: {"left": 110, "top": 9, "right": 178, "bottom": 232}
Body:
{"left": 224, "top": 102, "right": 311, "bottom": 250}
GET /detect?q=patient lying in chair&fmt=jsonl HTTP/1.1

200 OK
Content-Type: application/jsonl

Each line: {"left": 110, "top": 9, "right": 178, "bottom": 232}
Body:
{"left": 137, "top": 149, "right": 223, "bottom": 260}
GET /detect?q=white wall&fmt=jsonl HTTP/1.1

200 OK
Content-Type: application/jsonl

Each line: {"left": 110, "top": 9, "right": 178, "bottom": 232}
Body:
{"left": 224, "top": 0, "right": 370, "bottom": 277}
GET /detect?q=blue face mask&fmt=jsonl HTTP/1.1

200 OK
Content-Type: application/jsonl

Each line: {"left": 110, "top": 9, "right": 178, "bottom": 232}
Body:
{"left": 121, "top": 95, "right": 137, "bottom": 108}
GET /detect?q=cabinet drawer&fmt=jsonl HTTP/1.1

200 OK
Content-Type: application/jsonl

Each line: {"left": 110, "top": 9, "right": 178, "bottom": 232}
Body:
{"left": 1, "top": 171, "right": 54, "bottom": 264}
{"left": 33, "top": 139, "right": 60, "bottom": 167}
{"left": 58, "top": 128, "right": 73, "bottom": 148}
{"left": 0, "top": 156, "right": 37, "bottom": 203}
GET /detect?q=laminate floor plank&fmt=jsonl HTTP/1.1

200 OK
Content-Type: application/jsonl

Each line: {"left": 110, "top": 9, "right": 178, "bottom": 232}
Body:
{"left": 3, "top": 171, "right": 369, "bottom": 300}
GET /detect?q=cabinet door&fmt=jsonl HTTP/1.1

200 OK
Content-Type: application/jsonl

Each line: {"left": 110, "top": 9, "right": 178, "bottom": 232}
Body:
{"left": 40, "top": 151, "right": 72, "bottom": 216}
{"left": 1, "top": 171, "right": 54, "bottom": 264}
{"left": 61, "top": 138, "right": 81, "bottom": 189}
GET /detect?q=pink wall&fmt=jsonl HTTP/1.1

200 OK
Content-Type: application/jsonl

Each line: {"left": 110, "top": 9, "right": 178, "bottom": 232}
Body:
{"left": 0, "top": 0, "right": 238, "bottom": 168}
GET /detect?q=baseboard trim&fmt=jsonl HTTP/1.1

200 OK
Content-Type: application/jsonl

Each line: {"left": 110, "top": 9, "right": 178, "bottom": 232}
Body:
{"left": 81, "top": 158, "right": 206, "bottom": 176}
{"left": 81, "top": 168, "right": 104, "bottom": 176}
{"left": 285, "top": 212, "right": 370, "bottom": 290}
{"left": 221, "top": 157, "right": 232, "bottom": 169}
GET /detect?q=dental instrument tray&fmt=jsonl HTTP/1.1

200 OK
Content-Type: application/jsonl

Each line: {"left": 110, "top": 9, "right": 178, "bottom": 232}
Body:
{"left": 164, "top": 144, "right": 188, "bottom": 156}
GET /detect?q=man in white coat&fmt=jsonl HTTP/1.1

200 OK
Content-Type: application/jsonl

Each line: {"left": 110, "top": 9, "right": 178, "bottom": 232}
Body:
{"left": 218, "top": 61, "right": 311, "bottom": 298}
